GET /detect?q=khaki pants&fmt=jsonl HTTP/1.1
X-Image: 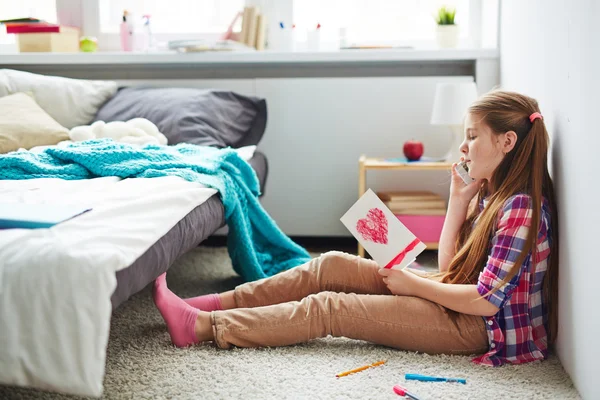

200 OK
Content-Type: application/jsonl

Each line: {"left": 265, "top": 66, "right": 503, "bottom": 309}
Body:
{"left": 211, "top": 251, "right": 488, "bottom": 355}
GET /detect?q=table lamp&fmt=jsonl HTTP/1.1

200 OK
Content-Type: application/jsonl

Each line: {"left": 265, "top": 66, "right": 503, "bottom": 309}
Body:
{"left": 430, "top": 82, "right": 478, "bottom": 162}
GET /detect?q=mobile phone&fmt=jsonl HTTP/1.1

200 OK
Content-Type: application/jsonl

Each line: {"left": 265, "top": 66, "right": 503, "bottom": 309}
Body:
{"left": 456, "top": 161, "right": 475, "bottom": 185}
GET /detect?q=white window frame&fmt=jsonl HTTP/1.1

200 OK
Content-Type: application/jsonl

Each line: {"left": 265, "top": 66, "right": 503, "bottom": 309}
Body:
{"left": 57, "top": 0, "right": 494, "bottom": 52}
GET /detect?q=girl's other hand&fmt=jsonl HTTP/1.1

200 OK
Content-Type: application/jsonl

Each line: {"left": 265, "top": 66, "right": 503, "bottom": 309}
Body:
{"left": 378, "top": 268, "right": 417, "bottom": 296}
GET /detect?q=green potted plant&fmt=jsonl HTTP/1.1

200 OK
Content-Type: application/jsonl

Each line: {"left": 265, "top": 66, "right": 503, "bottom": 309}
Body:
{"left": 434, "top": 6, "right": 458, "bottom": 48}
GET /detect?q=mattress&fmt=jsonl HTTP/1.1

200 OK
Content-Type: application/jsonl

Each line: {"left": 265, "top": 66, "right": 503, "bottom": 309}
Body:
{"left": 110, "top": 150, "right": 268, "bottom": 309}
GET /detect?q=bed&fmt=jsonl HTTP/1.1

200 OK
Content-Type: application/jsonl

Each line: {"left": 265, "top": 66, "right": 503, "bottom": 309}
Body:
{"left": 0, "top": 75, "right": 298, "bottom": 397}
{"left": 0, "top": 149, "right": 270, "bottom": 398}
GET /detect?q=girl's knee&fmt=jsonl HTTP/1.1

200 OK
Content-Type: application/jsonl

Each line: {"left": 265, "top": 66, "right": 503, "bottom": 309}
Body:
{"left": 314, "top": 251, "right": 361, "bottom": 281}
{"left": 319, "top": 250, "right": 346, "bottom": 261}
{"left": 319, "top": 250, "right": 377, "bottom": 270}
{"left": 317, "top": 251, "right": 351, "bottom": 271}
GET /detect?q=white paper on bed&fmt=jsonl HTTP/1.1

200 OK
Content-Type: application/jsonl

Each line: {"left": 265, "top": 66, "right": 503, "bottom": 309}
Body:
{"left": 340, "top": 189, "right": 427, "bottom": 269}
{"left": 0, "top": 144, "right": 256, "bottom": 397}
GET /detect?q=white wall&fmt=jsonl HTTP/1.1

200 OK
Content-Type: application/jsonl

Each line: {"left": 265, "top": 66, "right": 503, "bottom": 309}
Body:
{"left": 256, "top": 76, "right": 473, "bottom": 236}
{"left": 500, "top": 1, "right": 600, "bottom": 399}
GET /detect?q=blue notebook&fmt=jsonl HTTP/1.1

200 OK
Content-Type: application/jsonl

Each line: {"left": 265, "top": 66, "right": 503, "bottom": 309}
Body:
{"left": 0, "top": 203, "right": 92, "bottom": 229}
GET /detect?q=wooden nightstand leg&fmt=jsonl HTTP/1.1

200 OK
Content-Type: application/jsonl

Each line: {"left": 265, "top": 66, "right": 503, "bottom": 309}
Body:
{"left": 358, "top": 244, "right": 365, "bottom": 258}
{"left": 358, "top": 155, "right": 366, "bottom": 257}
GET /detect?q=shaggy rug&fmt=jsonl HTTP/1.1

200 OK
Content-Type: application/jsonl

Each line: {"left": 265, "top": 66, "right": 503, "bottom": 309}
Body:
{"left": 1, "top": 247, "right": 580, "bottom": 400}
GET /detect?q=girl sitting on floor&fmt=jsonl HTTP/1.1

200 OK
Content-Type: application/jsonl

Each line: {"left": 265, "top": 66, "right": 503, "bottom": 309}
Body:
{"left": 153, "top": 89, "right": 558, "bottom": 366}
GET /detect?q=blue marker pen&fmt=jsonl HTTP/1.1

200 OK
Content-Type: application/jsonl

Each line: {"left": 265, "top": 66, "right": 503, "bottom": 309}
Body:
{"left": 405, "top": 373, "right": 467, "bottom": 384}
{"left": 279, "top": 22, "right": 284, "bottom": 29}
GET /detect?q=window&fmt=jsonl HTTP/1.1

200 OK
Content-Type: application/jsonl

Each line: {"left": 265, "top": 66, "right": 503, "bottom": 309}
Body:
{"left": 98, "top": 0, "right": 244, "bottom": 34}
{"left": 8, "top": 0, "right": 490, "bottom": 51}
{"left": 0, "top": 0, "right": 57, "bottom": 23}
{"left": 293, "top": 0, "right": 470, "bottom": 46}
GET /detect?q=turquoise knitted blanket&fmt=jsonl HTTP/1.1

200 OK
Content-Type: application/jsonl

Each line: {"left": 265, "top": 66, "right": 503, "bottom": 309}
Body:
{"left": 0, "top": 139, "right": 311, "bottom": 281}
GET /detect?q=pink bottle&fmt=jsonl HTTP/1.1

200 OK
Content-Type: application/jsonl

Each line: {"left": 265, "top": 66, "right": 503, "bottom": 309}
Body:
{"left": 120, "top": 10, "right": 133, "bottom": 51}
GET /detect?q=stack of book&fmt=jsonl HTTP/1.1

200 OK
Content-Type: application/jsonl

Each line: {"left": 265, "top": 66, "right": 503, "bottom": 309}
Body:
{"left": 238, "top": 6, "right": 267, "bottom": 50}
{"left": 377, "top": 191, "right": 447, "bottom": 215}
{"left": 2, "top": 19, "right": 56, "bottom": 33}
{"left": 0, "top": 18, "right": 79, "bottom": 52}
{"left": 220, "top": 6, "right": 267, "bottom": 51}
{"left": 168, "top": 39, "right": 252, "bottom": 53}
{"left": 377, "top": 191, "right": 447, "bottom": 247}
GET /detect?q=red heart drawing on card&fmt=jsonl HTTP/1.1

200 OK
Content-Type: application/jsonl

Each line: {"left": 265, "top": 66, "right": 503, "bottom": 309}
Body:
{"left": 356, "top": 208, "right": 388, "bottom": 244}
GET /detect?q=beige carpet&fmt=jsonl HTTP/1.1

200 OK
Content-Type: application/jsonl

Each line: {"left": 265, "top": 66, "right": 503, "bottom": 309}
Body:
{"left": 1, "top": 247, "right": 580, "bottom": 400}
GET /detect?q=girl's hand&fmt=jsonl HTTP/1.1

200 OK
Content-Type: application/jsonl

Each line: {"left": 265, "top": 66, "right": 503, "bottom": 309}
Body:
{"left": 378, "top": 268, "right": 418, "bottom": 296}
{"left": 450, "top": 157, "right": 481, "bottom": 204}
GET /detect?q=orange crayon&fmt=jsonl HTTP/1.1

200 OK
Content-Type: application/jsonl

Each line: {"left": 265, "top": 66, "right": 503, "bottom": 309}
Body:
{"left": 335, "top": 360, "right": 386, "bottom": 378}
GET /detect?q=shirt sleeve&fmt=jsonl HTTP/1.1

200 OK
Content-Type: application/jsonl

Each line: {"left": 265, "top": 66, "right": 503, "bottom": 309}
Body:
{"left": 476, "top": 194, "right": 533, "bottom": 309}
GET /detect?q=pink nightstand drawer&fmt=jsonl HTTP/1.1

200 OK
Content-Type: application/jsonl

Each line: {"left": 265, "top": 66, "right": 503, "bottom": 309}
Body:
{"left": 396, "top": 214, "right": 445, "bottom": 244}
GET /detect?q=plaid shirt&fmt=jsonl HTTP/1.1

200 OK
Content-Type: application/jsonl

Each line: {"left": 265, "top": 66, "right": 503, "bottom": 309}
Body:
{"left": 472, "top": 194, "right": 552, "bottom": 366}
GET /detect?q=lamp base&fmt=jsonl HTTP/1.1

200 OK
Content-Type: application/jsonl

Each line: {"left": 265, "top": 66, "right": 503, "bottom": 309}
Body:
{"left": 443, "top": 125, "right": 464, "bottom": 163}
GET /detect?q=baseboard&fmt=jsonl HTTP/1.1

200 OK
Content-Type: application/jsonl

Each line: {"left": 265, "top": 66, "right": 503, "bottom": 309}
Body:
{"left": 202, "top": 235, "right": 357, "bottom": 253}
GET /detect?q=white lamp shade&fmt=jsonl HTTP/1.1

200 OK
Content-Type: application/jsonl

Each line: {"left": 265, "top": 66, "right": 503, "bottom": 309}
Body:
{"left": 430, "top": 82, "right": 479, "bottom": 126}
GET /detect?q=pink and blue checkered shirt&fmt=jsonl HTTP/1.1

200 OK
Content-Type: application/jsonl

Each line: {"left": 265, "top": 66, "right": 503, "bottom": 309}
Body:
{"left": 472, "top": 194, "right": 552, "bottom": 366}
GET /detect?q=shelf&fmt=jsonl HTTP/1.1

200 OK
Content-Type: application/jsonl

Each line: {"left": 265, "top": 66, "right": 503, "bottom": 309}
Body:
{"left": 0, "top": 48, "right": 499, "bottom": 66}
{"left": 360, "top": 156, "right": 452, "bottom": 171}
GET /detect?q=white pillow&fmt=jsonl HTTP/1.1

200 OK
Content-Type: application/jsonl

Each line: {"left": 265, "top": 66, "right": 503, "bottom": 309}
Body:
{"left": 0, "top": 69, "right": 117, "bottom": 129}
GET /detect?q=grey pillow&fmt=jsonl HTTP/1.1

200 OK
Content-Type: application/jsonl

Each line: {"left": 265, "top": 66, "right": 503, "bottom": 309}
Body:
{"left": 93, "top": 87, "right": 267, "bottom": 148}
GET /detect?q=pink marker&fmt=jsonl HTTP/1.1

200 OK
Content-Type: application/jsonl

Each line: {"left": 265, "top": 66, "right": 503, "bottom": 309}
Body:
{"left": 393, "top": 385, "right": 421, "bottom": 400}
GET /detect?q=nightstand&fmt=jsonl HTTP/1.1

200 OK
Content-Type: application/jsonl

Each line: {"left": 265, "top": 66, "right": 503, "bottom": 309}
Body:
{"left": 357, "top": 155, "right": 453, "bottom": 257}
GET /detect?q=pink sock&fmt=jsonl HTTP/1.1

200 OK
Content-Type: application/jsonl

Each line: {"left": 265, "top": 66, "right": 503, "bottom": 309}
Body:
{"left": 153, "top": 273, "right": 201, "bottom": 348}
{"left": 183, "top": 293, "right": 223, "bottom": 312}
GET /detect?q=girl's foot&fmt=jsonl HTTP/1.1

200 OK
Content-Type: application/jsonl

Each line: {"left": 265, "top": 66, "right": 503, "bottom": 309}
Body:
{"left": 153, "top": 273, "right": 201, "bottom": 348}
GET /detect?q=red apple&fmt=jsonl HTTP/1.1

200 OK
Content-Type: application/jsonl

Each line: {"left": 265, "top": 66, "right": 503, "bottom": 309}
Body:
{"left": 403, "top": 139, "right": 424, "bottom": 161}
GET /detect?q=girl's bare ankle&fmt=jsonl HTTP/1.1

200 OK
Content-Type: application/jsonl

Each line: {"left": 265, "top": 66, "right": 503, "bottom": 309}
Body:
{"left": 220, "top": 291, "right": 237, "bottom": 310}
{"left": 194, "top": 312, "right": 213, "bottom": 342}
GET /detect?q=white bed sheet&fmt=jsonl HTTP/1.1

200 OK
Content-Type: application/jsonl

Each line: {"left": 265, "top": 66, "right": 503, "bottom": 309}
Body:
{"left": 0, "top": 145, "right": 256, "bottom": 397}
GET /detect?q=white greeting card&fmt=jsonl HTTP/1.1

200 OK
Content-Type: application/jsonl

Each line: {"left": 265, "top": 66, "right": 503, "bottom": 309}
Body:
{"left": 340, "top": 189, "right": 427, "bottom": 269}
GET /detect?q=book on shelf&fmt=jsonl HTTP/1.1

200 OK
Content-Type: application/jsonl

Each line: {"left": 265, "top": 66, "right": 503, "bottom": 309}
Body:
{"left": 0, "top": 19, "right": 62, "bottom": 34}
{"left": 254, "top": 13, "right": 267, "bottom": 51}
{"left": 174, "top": 6, "right": 266, "bottom": 53}
{"left": 377, "top": 190, "right": 447, "bottom": 215}
{"left": 168, "top": 39, "right": 253, "bottom": 52}
{"left": 377, "top": 191, "right": 441, "bottom": 202}
{"left": 5, "top": 23, "right": 61, "bottom": 34}
{"left": 225, "top": 6, "right": 266, "bottom": 50}
{"left": 243, "top": 6, "right": 258, "bottom": 47}
{"left": 389, "top": 207, "right": 446, "bottom": 216}
{"left": 384, "top": 199, "right": 446, "bottom": 209}
{"left": 0, "top": 18, "right": 43, "bottom": 23}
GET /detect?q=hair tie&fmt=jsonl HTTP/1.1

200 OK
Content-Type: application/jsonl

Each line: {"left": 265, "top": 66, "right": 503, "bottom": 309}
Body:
{"left": 529, "top": 112, "right": 542, "bottom": 123}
